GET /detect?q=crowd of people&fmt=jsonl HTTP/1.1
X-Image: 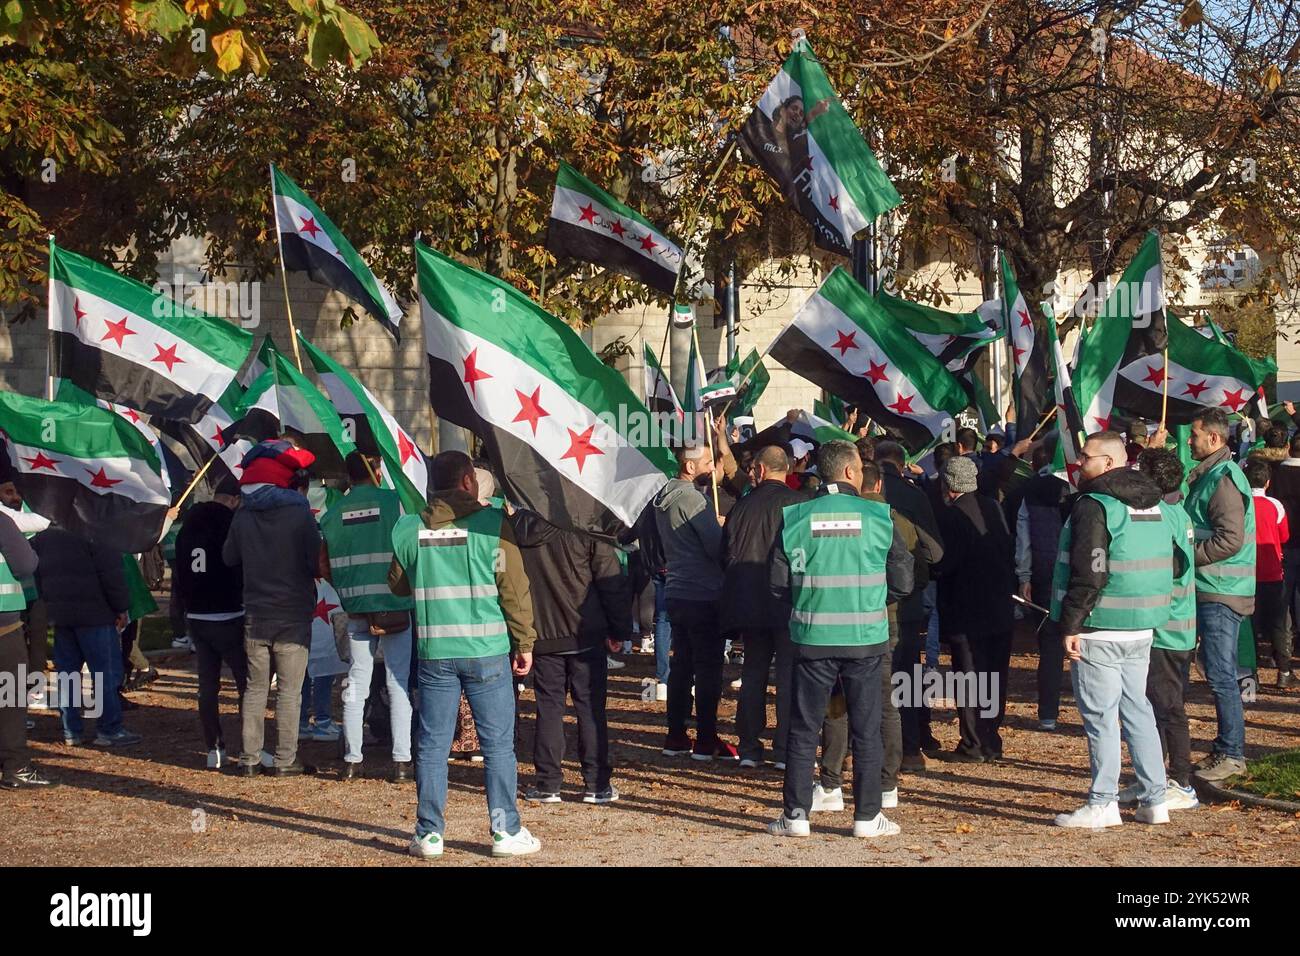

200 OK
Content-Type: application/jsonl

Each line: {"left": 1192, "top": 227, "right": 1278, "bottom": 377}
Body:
{"left": 0, "top": 397, "right": 1294, "bottom": 854}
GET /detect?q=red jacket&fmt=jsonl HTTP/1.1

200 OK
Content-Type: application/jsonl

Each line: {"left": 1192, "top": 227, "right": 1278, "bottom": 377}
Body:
{"left": 1252, "top": 490, "right": 1290, "bottom": 583}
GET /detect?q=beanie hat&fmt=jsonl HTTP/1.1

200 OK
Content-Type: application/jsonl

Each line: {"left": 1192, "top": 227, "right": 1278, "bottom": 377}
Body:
{"left": 239, "top": 439, "right": 316, "bottom": 488}
{"left": 942, "top": 455, "right": 978, "bottom": 494}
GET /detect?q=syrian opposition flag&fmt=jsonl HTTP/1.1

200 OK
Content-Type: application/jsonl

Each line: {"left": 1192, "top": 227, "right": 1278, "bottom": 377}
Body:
{"left": 740, "top": 39, "right": 901, "bottom": 256}
{"left": 547, "top": 162, "right": 701, "bottom": 298}
{"left": 1045, "top": 305, "right": 1085, "bottom": 486}
{"left": 416, "top": 242, "right": 675, "bottom": 540}
{"left": 643, "top": 342, "right": 683, "bottom": 420}
{"left": 227, "top": 339, "right": 356, "bottom": 478}
{"left": 724, "top": 348, "right": 770, "bottom": 418}
{"left": 0, "top": 391, "right": 170, "bottom": 553}
{"left": 298, "top": 335, "right": 428, "bottom": 514}
{"left": 271, "top": 164, "right": 403, "bottom": 340}
{"left": 54, "top": 379, "right": 175, "bottom": 498}
{"left": 767, "top": 267, "right": 968, "bottom": 452}
{"left": 800, "top": 405, "right": 857, "bottom": 444}
{"left": 1002, "top": 252, "right": 1050, "bottom": 432}
{"left": 875, "top": 289, "right": 1004, "bottom": 373}
{"left": 48, "top": 241, "right": 253, "bottom": 423}
{"left": 308, "top": 578, "right": 349, "bottom": 678}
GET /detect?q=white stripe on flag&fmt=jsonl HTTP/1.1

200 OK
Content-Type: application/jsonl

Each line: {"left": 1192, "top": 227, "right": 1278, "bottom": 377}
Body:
{"left": 551, "top": 185, "right": 684, "bottom": 275}
{"left": 7, "top": 441, "right": 169, "bottom": 505}
{"left": 1116, "top": 354, "right": 1255, "bottom": 415}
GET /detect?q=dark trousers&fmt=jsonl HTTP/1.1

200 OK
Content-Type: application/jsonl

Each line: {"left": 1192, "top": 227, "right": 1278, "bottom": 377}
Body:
{"left": 531, "top": 647, "right": 610, "bottom": 793}
{"left": 821, "top": 632, "right": 901, "bottom": 790}
{"left": 894, "top": 618, "right": 930, "bottom": 755}
{"left": 167, "top": 562, "right": 186, "bottom": 639}
{"left": 0, "top": 625, "right": 29, "bottom": 772}
{"left": 190, "top": 617, "right": 249, "bottom": 752}
{"left": 1283, "top": 547, "right": 1300, "bottom": 662}
{"left": 665, "top": 598, "right": 725, "bottom": 742}
{"left": 1146, "top": 646, "right": 1193, "bottom": 787}
{"left": 786, "top": 653, "right": 883, "bottom": 822}
{"left": 23, "top": 598, "right": 47, "bottom": 673}
{"left": 946, "top": 631, "right": 1012, "bottom": 757}
{"left": 1031, "top": 579, "right": 1065, "bottom": 721}
{"left": 1253, "top": 579, "right": 1292, "bottom": 671}
{"left": 736, "top": 627, "right": 792, "bottom": 763}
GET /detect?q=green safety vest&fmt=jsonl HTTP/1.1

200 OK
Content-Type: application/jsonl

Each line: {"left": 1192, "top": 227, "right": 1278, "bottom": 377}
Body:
{"left": 1184, "top": 458, "right": 1256, "bottom": 598}
{"left": 392, "top": 505, "right": 508, "bottom": 661}
{"left": 0, "top": 548, "right": 25, "bottom": 613}
{"left": 779, "top": 489, "right": 893, "bottom": 648}
{"left": 1050, "top": 492, "right": 1173, "bottom": 631}
{"left": 1153, "top": 501, "right": 1196, "bottom": 651}
{"left": 320, "top": 485, "right": 414, "bottom": 615}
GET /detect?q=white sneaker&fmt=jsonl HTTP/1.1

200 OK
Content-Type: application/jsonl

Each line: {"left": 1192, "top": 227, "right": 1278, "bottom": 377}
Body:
{"left": 641, "top": 637, "right": 654, "bottom": 655}
{"left": 729, "top": 677, "right": 743, "bottom": 691}
{"left": 655, "top": 683, "right": 668, "bottom": 702}
{"left": 171, "top": 635, "right": 194, "bottom": 651}
{"left": 853, "top": 813, "right": 901, "bottom": 838}
{"left": 1165, "top": 780, "right": 1200, "bottom": 811}
{"left": 1054, "top": 802, "right": 1122, "bottom": 829}
{"left": 1135, "top": 801, "right": 1170, "bottom": 825}
{"left": 606, "top": 656, "right": 625, "bottom": 670}
{"left": 409, "top": 832, "right": 444, "bottom": 858}
{"left": 767, "top": 814, "right": 810, "bottom": 837}
{"left": 206, "top": 748, "right": 228, "bottom": 769}
{"left": 881, "top": 787, "right": 899, "bottom": 809}
{"left": 811, "top": 784, "right": 844, "bottom": 813}
{"left": 492, "top": 826, "right": 542, "bottom": 858}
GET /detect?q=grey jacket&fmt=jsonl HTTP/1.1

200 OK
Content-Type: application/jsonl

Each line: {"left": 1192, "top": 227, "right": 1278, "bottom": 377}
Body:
{"left": 0, "top": 511, "right": 38, "bottom": 631}
{"left": 222, "top": 486, "right": 321, "bottom": 629}
{"left": 652, "top": 477, "right": 724, "bottom": 602}
{"left": 1186, "top": 446, "right": 1255, "bottom": 616}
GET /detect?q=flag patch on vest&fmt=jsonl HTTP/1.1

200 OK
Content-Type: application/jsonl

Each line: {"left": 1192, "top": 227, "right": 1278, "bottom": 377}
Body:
{"left": 418, "top": 528, "right": 469, "bottom": 547}
{"left": 810, "top": 516, "right": 862, "bottom": 537}
{"left": 1126, "top": 506, "right": 1163, "bottom": 522}
{"left": 341, "top": 507, "right": 381, "bottom": 525}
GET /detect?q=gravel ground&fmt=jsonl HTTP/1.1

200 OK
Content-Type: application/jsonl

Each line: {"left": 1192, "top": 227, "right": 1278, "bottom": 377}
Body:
{"left": 8, "top": 627, "right": 1300, "bottom": 867}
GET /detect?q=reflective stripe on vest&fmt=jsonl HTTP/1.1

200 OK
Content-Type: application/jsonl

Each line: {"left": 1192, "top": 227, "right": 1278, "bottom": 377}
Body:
{"left": 1153, "top": 501, "right": 1197, "bottom": 651}
{"left": 0, "top": 556, "right": 24, "bottom": 612}
{"left": 1184, "top": 458, "right": 1256, "bottom": 598}
{"left": 790, "top": 608, "right": 888, "bottom": 626}
{"left": 412, "top": 585, "right": 499, "bottom": 600}
{"left": 416, "top": 621, "right": 509, "bottom": 639}
{"left": 320, "top": 486, "right": 413, "bottom": 614}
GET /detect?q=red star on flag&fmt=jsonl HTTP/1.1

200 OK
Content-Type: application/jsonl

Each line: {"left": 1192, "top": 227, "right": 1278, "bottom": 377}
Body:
{"left": 120, "top": 407, "right": 142, "bottom": 423}
{"left": 577, "top": 203, "right": 598, "bottom": 225}
{"left": 22, "top": 451, "right": 60, "bottom": 471}
{"left": 462, "top": 348, "right": 492, "bottom": 397}
{"left": 101, "top": 316, "right": 136, "bottom": 349}
{"left": 610, "top": 219, "right": 626, "bottom": 238}
{"left": 1065, "top": 460, "right": 1082, "bottom": 486}
{"left": 1220, "top": 387, "right": 1248, "bottom": 412}
{"left": 211, "top": 425, "right": 224, "bottom": 446}
{"left": 512, "top": 387, "right": 550, "bottom": 435}
{"left": 1018, "top": 308, "right": 1032, "bottom": 329}
{"left": 299, "top": 216, "right": 322, "bottom": 239}
{"left": 73, "top": 298, "right": 87, "bottom": 327}
{"left": 560, "top": 424, "right": 604, "bottom": 473}
{"left": 639, "top": 234, "right": 657, "bottom": 253}
{"left": 85, "top": 466, "right": 122, "bottom": 489}
{"left": 828, "top": 193, "right": 840, "bottom": 212}
{"left": 1182, "top": 379, "right": 1209, "bottom": 400}
{"left": 150, "top": 342, "right": 185, "bottom": 373}
{"left": 1012, "top": 344, "right": 1027, "bottom": 367}
{"left": 864, "top": 359, "right": 889, "bottom": 384}
{"left": 888, "top": 393, "right": 916, "bottom": 416}
{"left": 1094, "top": 415, "right": 1111, "bottom": 431}
{"left": 1140, "top": 363, "right": 1167, "bottom": 387}
{"left": 831, "top": 330, "right": 859, "bottom": 356}
{"left": 313, "top": 596, "right": 339, "bottom": 623}
{"left": 397, "top": 429, "right": 418, "bottom": 465}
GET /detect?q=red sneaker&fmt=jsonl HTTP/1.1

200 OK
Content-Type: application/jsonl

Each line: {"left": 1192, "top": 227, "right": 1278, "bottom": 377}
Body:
{"left": 692, "top": 737, "right": 739, "bottom": 762}
{"left": 662, "top": 732, "right": 693, "bottom": 756}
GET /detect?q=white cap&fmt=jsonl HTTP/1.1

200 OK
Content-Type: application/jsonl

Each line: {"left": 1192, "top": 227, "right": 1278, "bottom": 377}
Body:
{"left": 789, "top": 438, "right": 815, "bottom": 460}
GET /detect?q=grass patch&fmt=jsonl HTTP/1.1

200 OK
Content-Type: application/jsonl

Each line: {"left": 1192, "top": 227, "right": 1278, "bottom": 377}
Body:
{"left": 1226, "top": 749, "right": 1300, "bottom": 801}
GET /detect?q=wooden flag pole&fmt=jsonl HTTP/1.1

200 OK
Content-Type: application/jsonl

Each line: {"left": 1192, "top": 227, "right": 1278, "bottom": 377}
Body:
{"left": 269, "top": 164, "right": 306, "bottom": 374}
{"left": 1022, "top": 405, "right": 1059, "bottom": 445}
{"left": 173, "top": 454, "right": 218, "bottom": 512}
{"left": 1159, "top": 344, "right": 1170, "bottom": 430}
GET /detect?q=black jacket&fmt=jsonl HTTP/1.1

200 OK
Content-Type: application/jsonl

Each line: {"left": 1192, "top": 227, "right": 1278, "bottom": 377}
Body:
{"left": 1055, "top": 466, "right": 1172, "bottom": 635}
{"left": 1270, "top": 459, "right": 1300, "bottom": 550}
{"left": 511, "top": 510, "right": 632, "bottom": 655}
{"left": 174, "top": 501, "right": 243, "bottom": 616}
{"left": 880, "top": 465, "right": 944, "bottom": 622}
{"left": 221, "top": 486, "right": 320, "bottom": 625}
{"left": 719, "top": 478, "right": 806, "bottom": 632}
{"left": 934, "top": 491, "right": 1016, "bottom": 639}
{"left": 31, "top": 527, "right": 129, "bottom": 627}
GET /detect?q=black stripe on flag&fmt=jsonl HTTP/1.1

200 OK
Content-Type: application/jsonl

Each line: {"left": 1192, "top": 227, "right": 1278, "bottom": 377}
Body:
{"left": 14, "top": 472, "right": 166, "bottom": 554}
{"left": 279, "top": 234, "right": 398, "bottom": 340}
{"left": 52, "top": 331, "right": 215, "bottom": 423}
{"left": 545, "top": 217, "right": 678, "bottom": 297}
{"left": 1016, "top": 322, "right": 1051, "bottom": 433}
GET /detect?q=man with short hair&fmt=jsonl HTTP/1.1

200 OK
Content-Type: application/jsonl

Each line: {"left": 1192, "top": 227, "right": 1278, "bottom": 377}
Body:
{"left": 722, "top": 444, "right": 805, "bottom": 769}
{"left": 174, "top": 476, "right": 247, "bottom": 769}
{"left": 1186, "top": 408, "right": 1255, "bottom": 782}
{"left": 1052, "top": 431, "right": 1172, "bottom": 828}
{"left": 320, "top": 452, "right": 416, "bottom": 782}
{"left": 392, "top": 451, "right": 540, "bottom": 859}
{"left": 768, "top": 443, "right": 913, "bottom": 839}
{"left": 652, "top": 442, "right": 735, "bottom": 761}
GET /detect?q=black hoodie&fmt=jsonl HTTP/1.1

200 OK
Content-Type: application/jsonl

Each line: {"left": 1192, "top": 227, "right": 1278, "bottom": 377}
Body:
{"left": 510, "top": 510, "right": 632, "bottom": 655}
{"left": 1056, "top": 467, "right": 1169, "bottom": 635}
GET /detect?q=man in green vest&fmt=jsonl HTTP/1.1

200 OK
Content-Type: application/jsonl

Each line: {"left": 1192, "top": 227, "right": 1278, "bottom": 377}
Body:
{"left": 767, "top": 442, "right": 913, "bottom": 840}
{"left": 0, "top": 504, "right": 50, "bottom": 788}
{"left": 1185, "top": 407, "right": 1255, "bottom": 782}
{"left": 320, "top": 452, "right": 416, "bottom": 783}
{"left": 389, "top": 450, "right": 539, "bottom": 859}
{"left": 1052, "top": 431, "right": 1173, "bottom": 829}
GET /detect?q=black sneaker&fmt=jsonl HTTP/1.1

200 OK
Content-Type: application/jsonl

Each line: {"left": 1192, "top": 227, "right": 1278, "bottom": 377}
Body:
{"left": 942, "top": 748, "right": 985, "bottom": 764}
{"left": 266, "top": 761, "right": 315, "bottom": 778}
{"left": 524, "top": 786, "right": 561, "bottom": 804}
{"left": 0, "top": 766, "right": 58, "bottom": 789}
{"left": 1278, "top": 671, "right": 1296, "bottom": 690}
{"left": 582, "top": 786, "right": 619, "bottom": 804}
{"left": 390, "top": 761, "right": 413, "bottom": 783}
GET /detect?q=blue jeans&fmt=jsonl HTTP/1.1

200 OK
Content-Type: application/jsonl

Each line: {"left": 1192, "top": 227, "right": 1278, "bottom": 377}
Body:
{"left": 53, "top": 625, "right": 124, "bottom": 739}
{"left": 342, "top": 619, "right": 414, "bottom": 763}
{"left": 414, "top": 654, "right": 521, "bottom": 839}
{"left": 1071, "top": 637, "right": 1166, "bottom": 807}
{"left": 653, "top": 576, "right": 671, "bottom": 684}
{"left": 1197, "top": 601, "right": 1246, "bottom": 759}
{"left": 300, "top": 672, "right": 336, "bottom": 730}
